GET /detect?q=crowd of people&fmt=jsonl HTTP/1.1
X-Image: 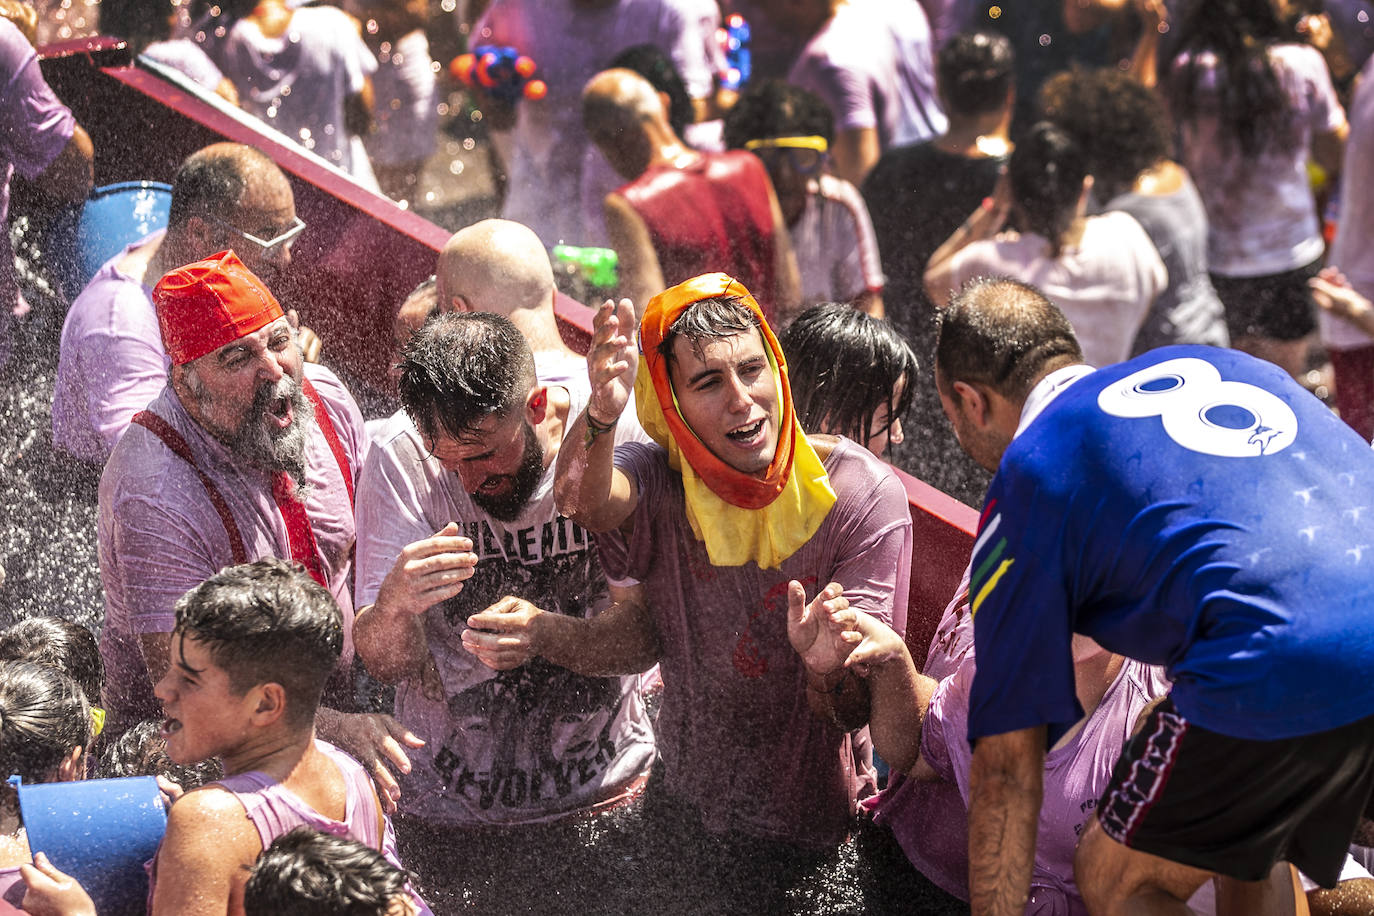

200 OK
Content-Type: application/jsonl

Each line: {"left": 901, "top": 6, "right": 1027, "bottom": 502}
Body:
{"left": 2, "top": 0, "right": 1374, "bottom": 914}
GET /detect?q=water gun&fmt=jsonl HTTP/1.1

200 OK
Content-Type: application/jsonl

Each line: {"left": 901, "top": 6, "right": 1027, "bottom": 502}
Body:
{"left": 450, "top": 45, "right": 547, "bottom": 103}
{"left": 552, "top": 245, "right": 619, "bottom": 300}
{"left": 717, "top": 14, "right": 751, "bottom": 92}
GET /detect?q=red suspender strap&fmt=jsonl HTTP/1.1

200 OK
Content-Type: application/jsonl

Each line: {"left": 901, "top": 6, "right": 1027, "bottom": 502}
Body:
{"left": 130, "top": 410, "right": 250, "bottom": 565}
{"left": 301, "top": 377, "right": 353, "bottom": 505}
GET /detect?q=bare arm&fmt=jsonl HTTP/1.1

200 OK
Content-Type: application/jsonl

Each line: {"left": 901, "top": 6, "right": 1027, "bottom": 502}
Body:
{"left": 968, "top": 726, "right": 1047, "bottom": 916}
{"left": 151, "top": 788, "right": 262, "bottom": 916}
{"left": 766, "top": 181, "right": 802, "bottom": 324}
{"left": 353, "top": 522, "right": 477, "bottom": 684}
{"left": 31, "top": 124, "right": 93, "bottom": 203}
{"left": 842, "top": 611, "right": 935, "bottom": 774}
{"left": 553, "top": 298, "right": 641, "bottom": 532}
{"left": 854, "top": 288, "right": 884, "bottom": 319}
{"left": 461, "top": 582, "right": 661, "bottom": 676}
{"left": 605, "top": 193, "right": 664, "bottom": 321}
{"left": 1125, "top": 0, "right": 1166, "bottom": 88}
{"left": 924, "top": 177, "right": 1011, "bottom": 306}
{"left": 1310, "top": 270, "right": 1374, "bottom": 336}
{"left": 830, "top": 126, "right": 881, "bottom": 188}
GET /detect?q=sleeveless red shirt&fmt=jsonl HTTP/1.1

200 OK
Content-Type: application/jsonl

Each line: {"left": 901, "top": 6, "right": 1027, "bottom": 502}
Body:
{"left": 619, "top": 150, "right": 780, "bottom": 320}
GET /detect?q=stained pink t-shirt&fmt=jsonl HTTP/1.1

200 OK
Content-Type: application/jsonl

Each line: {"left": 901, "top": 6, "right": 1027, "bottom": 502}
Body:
{"left": 51, "top": 233, "right": 167, "bottom": 462}
{"left": 97, "top": 363, "right": 368, "bottom": 723}
{"left": 600, "top": 437, "right": 912, "bottom": 846}
{"left": 919, "top": 657, "right": 1170, "bottom": 912}
{"left": 0, "top": 18, "right": 77, "bottom": 364}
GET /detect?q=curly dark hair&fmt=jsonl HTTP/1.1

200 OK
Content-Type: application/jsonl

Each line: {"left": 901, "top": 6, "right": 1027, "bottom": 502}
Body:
{"left": 1166, "top": 0, "right": 1294, "bottom": 159}
{"left": 0, "top": 617, "right": 103, "bottom": 706}
{"left": 723, "top": 80, "right": 834, "bottom": 150}
{"left": 244, "top": 826, "right": 411, "bottom": 916}
{"left": 1039, "top": 68, "right": 1172, "bottom": 202}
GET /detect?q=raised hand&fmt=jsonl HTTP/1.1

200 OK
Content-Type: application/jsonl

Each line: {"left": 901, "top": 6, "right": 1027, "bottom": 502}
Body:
{"left": 786, "top": 580, "right": 861, "bottom": 678}
{"left": 316, "top": 709, "right": 425, "bottom": 814}
{"left": 374, "top": 522, "right": 478, "bottom": 616}
{"left": 587, "top": 298, "right": 638, "bottom": 425}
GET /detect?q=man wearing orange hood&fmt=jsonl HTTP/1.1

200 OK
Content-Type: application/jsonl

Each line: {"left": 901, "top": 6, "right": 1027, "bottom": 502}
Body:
{"left": 461, "top": 273, "right": 913, "bottom": 908}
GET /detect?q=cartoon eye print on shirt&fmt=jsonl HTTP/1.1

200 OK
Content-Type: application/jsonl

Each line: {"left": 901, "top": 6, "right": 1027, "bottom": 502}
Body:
{"left": 1097, "top": 357, "right": 1297, "bottom": 458}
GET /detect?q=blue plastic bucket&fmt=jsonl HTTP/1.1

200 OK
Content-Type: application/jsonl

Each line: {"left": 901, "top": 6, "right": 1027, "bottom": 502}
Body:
{"left": 75, "top": 181, "right": 172, "bottom": 288}
{"left": 11, "top": 775, "right": 167, "bottom": 914}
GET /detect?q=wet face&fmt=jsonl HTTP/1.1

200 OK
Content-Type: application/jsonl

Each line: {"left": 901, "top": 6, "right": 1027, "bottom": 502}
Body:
{"left": 426, "top": 408, "right": 547, "bottom": 521}
{"left": 213, "top": 171, "right": 298, "bottom": 288}
{"left": 154, "top": 632, "right": 256, "bottom": 765}
{"left": 177, "top": 318, "right": 313, "bottom": 483}
{"left": 748, "top": 143, "right": 825, "bottom": 227}
{"left": 668, "top": 329, "right": 780, "bottom": 475}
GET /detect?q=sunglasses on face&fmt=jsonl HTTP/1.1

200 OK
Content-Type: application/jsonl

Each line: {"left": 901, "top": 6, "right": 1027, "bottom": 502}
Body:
{"left": 209, "top": 214, "right": 307, "bottom": 253}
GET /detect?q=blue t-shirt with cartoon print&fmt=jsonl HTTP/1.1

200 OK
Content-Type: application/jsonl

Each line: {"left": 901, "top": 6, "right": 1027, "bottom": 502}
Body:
{"left": 967, "top": 346, "right": 1374, "bottom": 746}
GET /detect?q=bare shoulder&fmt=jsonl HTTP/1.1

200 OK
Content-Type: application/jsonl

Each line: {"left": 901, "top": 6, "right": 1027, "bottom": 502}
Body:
{"left": 165, "top": 784, "right": 255, "bottom": 843}
{"left": 806, "top": 433, "right": 840, "bottom": 461}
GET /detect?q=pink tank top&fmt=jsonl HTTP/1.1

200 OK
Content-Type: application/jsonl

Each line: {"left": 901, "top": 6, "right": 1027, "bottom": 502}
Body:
{"left": 149, "top": 741, "right": 432, "bottom": 915}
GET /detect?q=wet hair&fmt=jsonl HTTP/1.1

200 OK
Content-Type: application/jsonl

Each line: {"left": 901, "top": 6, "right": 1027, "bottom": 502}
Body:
{"left": 1039, "top": 69, "right": 1172, "bottom": 202}
{"left": 1008, "top": 122, "right": 1087, "bottom": 258}
{"left": 723, "top": 80, "right": 834, "bottom": 150}
{"left": 172, "top": 559, "right": 343, "bottom": 730}
{"left": 0, "top": 661, "right": 91, "bottom": 784}
{"left": 244, "top": 826, "right": 410, "bottom": 916}
{"left": 780, "top": 304, "right": 916, "bottom": 449}
{"left": 611, "top": 44, "right": 694, "bottom": 139}
{"left": 0, "top": 618, "right": 103, "bottom": 705}
{"left": 1166, "top": 0, "right": 1292, "bottom": 159}
{"left": 168, "top": 145, "right": 277, "bottom": 230}
{"left": 657, "top": 296, "right": 762, "bottom": 373}
{"left": 936, "top": 276, "right": 1083, "bottom": 405}
{"left": 397, "top": 311, "right": 537, "bottom": 443}
{"left": 97, "top": 719, "right": 222, "bottom": 789}
{"left": 937, "top": 31, "right": 1015, "bottom": 117}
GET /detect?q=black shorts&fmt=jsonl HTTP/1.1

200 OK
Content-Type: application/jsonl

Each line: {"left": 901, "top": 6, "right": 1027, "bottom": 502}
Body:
{"left": 1211, "top": 259, "right": 1321, "bottom": 342}
{"left": 1097, "top": 696, "right": 1374, "bottom": 887}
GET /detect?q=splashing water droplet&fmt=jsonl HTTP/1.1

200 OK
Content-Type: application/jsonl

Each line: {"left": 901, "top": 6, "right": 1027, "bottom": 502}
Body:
{"left": 463, "top": 137, "right": 476, "bottom": 150}
{"left": 1039, "top": 33, "right": 1052, "bottom": 46}
{"left": 988, "top": 4, "right": 1001, "bottom": 18}
{"left": 449, "top": 160, "right": 465, "bottom": 175}
{"left": 436, "top": 102, "right": 450, "bottom": 116}
{"left": 1360, "top": 10, "right": 1369, "bottom": 21}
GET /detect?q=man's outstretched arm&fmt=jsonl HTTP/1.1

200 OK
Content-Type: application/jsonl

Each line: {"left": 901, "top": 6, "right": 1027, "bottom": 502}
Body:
{"left": 968, "top": 725, "right": 1046, "bottom": 916}
{"left": 555, "top": 297, "right": 641, "bottom": 533}
{"left": 461, "top": 582, "right": 661, "bottom": 677}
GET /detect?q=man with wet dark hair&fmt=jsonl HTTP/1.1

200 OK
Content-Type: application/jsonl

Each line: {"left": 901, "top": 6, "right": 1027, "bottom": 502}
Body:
{"left": 353, "top": 310, "right": 653, "bottom": 910}
{"left": 933, "top": 275, "right": 1374, "bottom": 914}
{"left": 53, "top": 142, "right": 309, "bottom": 463}
{"left": 464, "top": 275, "right": 913, "bottom": 910}
{"left": 244, "top": 827, "right": 417, "bottom": 916}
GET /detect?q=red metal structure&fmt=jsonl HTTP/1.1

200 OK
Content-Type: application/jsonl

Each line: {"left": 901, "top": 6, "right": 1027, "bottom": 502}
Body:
{"left": 35, "top": 38, "right": 978, "bottom": 664}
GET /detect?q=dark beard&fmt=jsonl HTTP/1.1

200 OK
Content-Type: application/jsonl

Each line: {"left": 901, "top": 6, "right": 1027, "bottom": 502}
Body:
{"left": 470, "top": 422, "right": 545, "bottom": 522}
{"left": 228, "top": 375, "right": 315, "bottom": 494}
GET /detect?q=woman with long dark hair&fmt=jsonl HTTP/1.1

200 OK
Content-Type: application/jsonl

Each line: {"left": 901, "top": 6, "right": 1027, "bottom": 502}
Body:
{"left": 924, "top": 122, "right": 1165, "bottom": 368}
{"left": 1165, "top": 0, "right": 1347, "bottom": 376}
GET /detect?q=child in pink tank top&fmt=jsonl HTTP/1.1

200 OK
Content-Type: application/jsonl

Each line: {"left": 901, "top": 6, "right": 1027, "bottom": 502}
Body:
{"left": 146, "top": 559, "right": 431, "bottom": 916}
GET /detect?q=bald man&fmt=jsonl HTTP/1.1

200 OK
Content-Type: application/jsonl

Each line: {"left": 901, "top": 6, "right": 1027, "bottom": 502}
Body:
{"left": 53, "top": 142, "right": 311, "bottom": 462}
{"left": 434, "top": 218, "right": 582, "bottom": 371}
{"left": 582, "top": 68, "right": 800, "bottom": 323}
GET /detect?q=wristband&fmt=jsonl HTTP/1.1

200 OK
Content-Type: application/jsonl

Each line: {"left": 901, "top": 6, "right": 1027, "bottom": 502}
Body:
{"left": 583, "top": 409, "right": 619, "bottom": 448}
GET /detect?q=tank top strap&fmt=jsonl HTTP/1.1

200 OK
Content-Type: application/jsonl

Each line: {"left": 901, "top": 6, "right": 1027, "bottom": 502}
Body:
{"left": 316, "top": 740, "right": 381, "bottom": 848}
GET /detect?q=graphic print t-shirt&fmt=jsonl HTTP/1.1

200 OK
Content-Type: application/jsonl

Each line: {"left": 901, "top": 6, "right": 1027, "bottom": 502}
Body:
{"left": 354, "top": 381, "right": 654, "bottom": 827}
